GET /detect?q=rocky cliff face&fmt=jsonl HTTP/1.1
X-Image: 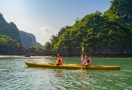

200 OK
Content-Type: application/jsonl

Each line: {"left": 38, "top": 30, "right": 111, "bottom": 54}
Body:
{"left": 19, "top": 31, "right": 33, "bottom": 48}
{"left": 44, "top": 0, "right": 132, "bottom": 56}
{"left": 26, "top": 32, "right": 43, "bottom": 48}
{"left": 19, "top": 31, "right": 43, "bottom": 49}
{"left": 109, "top": 0, "right": 132, "bottom": 25}
{"left": 0, "top": 13, "right": 43, "bottom": 49}
{"left": 0, "top": 13, "right": 21, "bottom": 43}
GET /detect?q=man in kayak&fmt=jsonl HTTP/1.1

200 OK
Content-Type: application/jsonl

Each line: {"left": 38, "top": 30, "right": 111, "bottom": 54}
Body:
{"left": 83, "top": 54, "right": 91, "bottom": 66}
{"left": 56, "top": 54, "right": 63, "bottom": 65}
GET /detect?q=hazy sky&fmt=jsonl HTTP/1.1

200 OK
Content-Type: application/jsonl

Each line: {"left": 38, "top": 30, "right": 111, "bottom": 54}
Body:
{"left": 0, "top": 0, "right": 111, "bottom": 45}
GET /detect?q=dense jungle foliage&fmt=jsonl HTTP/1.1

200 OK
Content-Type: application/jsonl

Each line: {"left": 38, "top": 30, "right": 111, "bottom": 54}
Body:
{"left": 0, "top": 0, "right": 132, "bottom": 56}
{"left": 0, "top": 35, "right": 22, "bottom": 54}
{"left": 44, "top": 0, "right": 132, "bottom": 56}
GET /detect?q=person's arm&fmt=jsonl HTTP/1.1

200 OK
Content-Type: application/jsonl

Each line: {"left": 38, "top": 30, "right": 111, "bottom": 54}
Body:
{"left": 83, "top": 59, "right": 86, "bottom": 64}
{"left": 82, "top": 55, "right": 85, "bottom": 62}
{"left": 81, "top": 54, "right": 83, "bottom": 61}
{"left": 55, "top": 58, "right": 59, "bottom": 64}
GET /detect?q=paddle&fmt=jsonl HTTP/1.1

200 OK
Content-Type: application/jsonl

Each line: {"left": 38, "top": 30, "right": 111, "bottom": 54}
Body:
{"left": 81, "top": 46, "right": 84, "bottom": 71}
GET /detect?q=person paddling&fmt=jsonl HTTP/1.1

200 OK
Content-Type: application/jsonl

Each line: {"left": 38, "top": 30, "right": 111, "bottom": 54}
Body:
{"left": 83, "top": 54, "right": 91, "bottom": 66}
{"left": 55, "top": 54, "right": 63, "bottom": 65}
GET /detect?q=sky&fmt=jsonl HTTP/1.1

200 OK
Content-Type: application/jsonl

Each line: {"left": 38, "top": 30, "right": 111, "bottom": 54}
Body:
{"left": 0, "top": 0, "right": 111, "bottom": 45}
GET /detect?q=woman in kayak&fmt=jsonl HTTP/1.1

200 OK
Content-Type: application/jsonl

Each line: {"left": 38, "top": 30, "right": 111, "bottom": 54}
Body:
{"left": 56, "top": 54, "right": 63, "bottom": 65}
{"left": 83, "top": 54, "right": 91, "bottom": 66}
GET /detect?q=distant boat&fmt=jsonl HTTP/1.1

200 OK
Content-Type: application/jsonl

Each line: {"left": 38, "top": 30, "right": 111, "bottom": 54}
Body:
{"left": 25, "top": 54, "right": 30, "bottom": 57}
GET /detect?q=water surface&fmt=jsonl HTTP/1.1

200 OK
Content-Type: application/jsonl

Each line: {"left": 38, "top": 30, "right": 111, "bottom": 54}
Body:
{"left": 0, "top": 57, "right": 132, "bottom": 90}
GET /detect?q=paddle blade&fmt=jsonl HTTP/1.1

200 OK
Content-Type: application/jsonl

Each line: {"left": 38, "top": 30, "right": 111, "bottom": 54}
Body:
{"left": 82, "top": 46, "right": 84, "bottom": 51}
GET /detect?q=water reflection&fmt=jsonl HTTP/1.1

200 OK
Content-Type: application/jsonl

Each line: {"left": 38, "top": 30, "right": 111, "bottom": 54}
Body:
{"left": 81, "top": 71, "right": 92, "bottom": 79}
{"left": 54, "top": 69, "right": 63, "bottom": 78}
{"left": 52, "top": 69, "right": 93, "bottom": 89}
{"left": 80, "top": 71, "right": 92, "bottom": 90}
{"left": 53, "top": 69, "right": 93, "bottom": 79}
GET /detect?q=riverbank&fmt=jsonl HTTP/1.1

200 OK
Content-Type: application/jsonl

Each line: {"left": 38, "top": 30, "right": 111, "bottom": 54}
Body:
{"left": 0, "top": 55, "right": 54, "bottom": 58}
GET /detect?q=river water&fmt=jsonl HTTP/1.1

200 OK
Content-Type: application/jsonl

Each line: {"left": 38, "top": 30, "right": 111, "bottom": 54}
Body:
{"left": 0, "top": 57, "right": 132, "bottom": 90}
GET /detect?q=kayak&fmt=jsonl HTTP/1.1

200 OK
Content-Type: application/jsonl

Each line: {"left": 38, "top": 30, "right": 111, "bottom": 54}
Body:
{"left": 25, "top": 62, "right": 121, "bottom": 70}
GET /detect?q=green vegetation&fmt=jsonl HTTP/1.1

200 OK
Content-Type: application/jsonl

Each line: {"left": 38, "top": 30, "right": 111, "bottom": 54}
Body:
{"left": 0, "top": 13, "right": 44, "bottom": 55}
{"left": 0, "top": 35, "right": 21, "bottom": 54}
{"left": 29, "top": 46, "right": 47, "bottom": 55}
{"left": 0, "top": 0, "right": 132, "bottom": 56}
{"left": 0, "top": 13, "right": 23, "bottom": 54}
{"left": 0, "top": 13, "right": 21, "bottom": 43}
{"left": 44, "top": 0, "right": 132, "bottom": 55}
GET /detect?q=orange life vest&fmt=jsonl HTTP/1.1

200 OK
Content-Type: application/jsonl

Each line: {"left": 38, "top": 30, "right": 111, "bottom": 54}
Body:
{"left": 57, "top": 56, "right": 63, "bottom": 65}
{"left": 59, "top": 57, "right": 63, "bottom": 65}
{"left": 85, "top": 57, "right": 91, "bottom": 64}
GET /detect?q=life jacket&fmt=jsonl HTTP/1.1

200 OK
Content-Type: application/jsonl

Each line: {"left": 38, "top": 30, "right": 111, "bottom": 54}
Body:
{"left": 85, "top": 57, "right": 90, "bottom": 63}
{"left": 58, "top": 57, "right": 63, "bottom": 65}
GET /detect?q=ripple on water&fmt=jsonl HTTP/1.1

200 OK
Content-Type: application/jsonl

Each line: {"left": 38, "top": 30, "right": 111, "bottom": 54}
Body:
{"left": 0, "top": 58, "right": 132, "bottom": 90}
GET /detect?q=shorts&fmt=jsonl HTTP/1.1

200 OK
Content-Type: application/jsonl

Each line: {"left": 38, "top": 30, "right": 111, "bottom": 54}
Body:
{"left": 56, "top": 63, "right": 60, "bottom": 66}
